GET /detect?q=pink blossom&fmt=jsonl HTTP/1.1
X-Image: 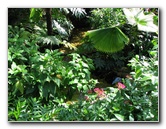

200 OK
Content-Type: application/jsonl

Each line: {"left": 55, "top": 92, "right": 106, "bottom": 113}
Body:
{"left": 116, "top": 82, "right": 126, "bottom": 90}
{"left": 94, "top": 88, "right": 105, "bottom": 97}
{"left": 94, "top": 88, "right": 100, "bottom": 92}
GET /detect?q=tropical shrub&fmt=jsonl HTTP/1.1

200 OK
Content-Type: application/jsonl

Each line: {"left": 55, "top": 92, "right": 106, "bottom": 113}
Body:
{"left": 57, "top": 52, "right": 158, "bottom": 121}
{"left": 8, "top": 96, "right": 60, "bottom": 121}
{"left": 89, "top": 8, "right": 126, "bottom": 29}
{"left": 8, "top": 22, "right": 100, "bottom": 121}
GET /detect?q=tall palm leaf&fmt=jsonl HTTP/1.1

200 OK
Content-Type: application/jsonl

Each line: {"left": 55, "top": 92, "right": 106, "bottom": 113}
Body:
{"left": 86, "top": 27, "right": 129, "bottom": 53}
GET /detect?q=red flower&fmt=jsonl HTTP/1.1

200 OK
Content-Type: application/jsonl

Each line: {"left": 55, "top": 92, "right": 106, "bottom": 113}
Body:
{"left": 116, "top": 82, "right": 126, "bottom": 90}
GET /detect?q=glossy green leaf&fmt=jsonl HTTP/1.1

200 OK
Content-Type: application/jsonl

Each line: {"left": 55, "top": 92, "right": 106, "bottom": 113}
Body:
{"left": 11, "top": 62, "right": 17, "bottom": 70}
{"left": 29, "top": 8, "right": 35, "bottom": 19}
{"left": 139, "top": 76, "right": 151, "bottom": 81}
{"left": 77, "top": 83, "right": 82, "bottom": 91}
{"left": 15, "top": 81, "right": 24, "bottom": 94}
{"left": 83, "top": 85, "right": 88, "bottom": 91}
{"left": 69, "top": 78, "right": 79, "bottom": 85}
{"left": 29, "top": 8, "right": 43, "bottom": 22}
{"left": 42, "top": 84, "right": 49, "bottom": 100}
{"left": 81, "top": 62, "right": 89, "bottom": 68}
{"left": 54, "top": 78, "right": 61, "bottom": 87}
{"left": 135, "top": 69, "right": 142, "bottom": 79}
{"left": 114, "top": 113, "right": 124, "bottom": 121}
{"left": 45, "top": 81, "right": 56, "bottom": 95}
{"left": 135, "top": 66, "right": 142, "bottom": 79}
{"left": 124, "top": 93, "right": 130, "bottom": 99}
{"left": 129, "top": 113, "right": 134, "bottom": 121}
{"left": 112, "top": 106, "right": 120, "bottom": 111}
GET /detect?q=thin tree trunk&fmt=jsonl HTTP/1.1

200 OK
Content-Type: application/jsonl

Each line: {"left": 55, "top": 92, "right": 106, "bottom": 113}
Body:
{"left": 45, "top": 8, "right": 53, "bottom": 36}
{"left": 45, "top": 8, "right": 53, "bottom": 50}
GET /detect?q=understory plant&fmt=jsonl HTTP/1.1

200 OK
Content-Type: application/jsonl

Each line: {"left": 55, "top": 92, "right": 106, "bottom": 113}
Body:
{"left": 8, "top": 25, "right": 98, "bottom": 121}
{"left": 58, "top": 43, "right": 158, "bottom": 121}
{"left": 57, "top": 53, "right": 158, "bottom": 121}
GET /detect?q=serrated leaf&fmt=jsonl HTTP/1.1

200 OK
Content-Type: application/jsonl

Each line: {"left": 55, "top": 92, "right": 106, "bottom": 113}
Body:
{"left": 114, "top": 113, "right": 124, "bottom": 121}
{"left": 94, "top": 58, "right": 105, "bottom": 69}
{"left": 69, "top": 8, "right": 86, "bottom": 18}
{"left": 53, "top": 20, "right": 68, "bottom": 36}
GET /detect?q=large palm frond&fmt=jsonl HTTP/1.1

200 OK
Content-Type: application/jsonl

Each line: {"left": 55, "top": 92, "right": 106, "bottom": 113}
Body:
{"left": 86, "top": 27, "right": 129, "bottom": 53}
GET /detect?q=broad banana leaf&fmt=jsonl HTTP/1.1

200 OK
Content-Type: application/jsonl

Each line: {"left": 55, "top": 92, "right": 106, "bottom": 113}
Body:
{"left": 86, "top": 27, "right": 129, "bottom": 53}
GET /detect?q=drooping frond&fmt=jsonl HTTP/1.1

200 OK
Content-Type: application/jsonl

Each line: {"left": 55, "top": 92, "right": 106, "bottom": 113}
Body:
{"left": 52, "top": 20, "right": 69, "bottom": 36}
{"left": 68, "top": 8, "right": 86, "bottom": 18}
{"left": 38, "top": 36, "right": 60, "bottom": 45}
{"left": 86, "top": 27, "right": 129, "bottom": 53}
{"left": 59, "top": 8, "right": 86, "bottom": 19}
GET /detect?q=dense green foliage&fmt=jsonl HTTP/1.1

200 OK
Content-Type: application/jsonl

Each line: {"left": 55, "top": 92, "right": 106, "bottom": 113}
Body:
{"left": 89, "top": 8, "right": 126, "bottom": 29}
{"left": 8, "top": 8, "right": 158, "bottom": 121}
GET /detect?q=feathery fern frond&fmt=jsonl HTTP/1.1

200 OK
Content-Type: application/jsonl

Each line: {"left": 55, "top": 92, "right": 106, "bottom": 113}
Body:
{"left": 38, "top": 36, "right": 60, "bottom": 45}
{"left": 86, "top": 27, "right": 129, "bottom": 53}
{"left": 93, "top": 58, "right": 106, "bottom": 69}
{"left": 61, "top": 41, "right": 77, "bottom": 50}
{"left": 52, "top": 20, "right": 69, "bottom": 37}
{"left": 68, "top": 8, "right": 86, "bottom": 18}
